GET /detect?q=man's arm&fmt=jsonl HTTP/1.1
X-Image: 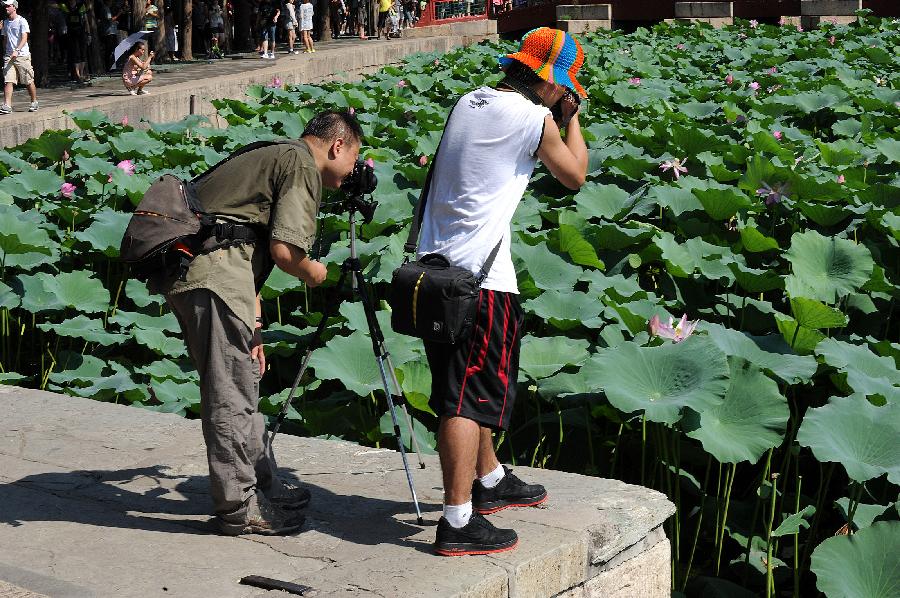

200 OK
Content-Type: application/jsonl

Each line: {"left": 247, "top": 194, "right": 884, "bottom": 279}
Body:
{"left": 11, "top": 31, "right": 28, "bottom": 55}
{"left": 250, "top": 294, "right": 265, "bottom": 375}
{"left": 270, "top": 239, "right": 327, "bottom": 287}
{"left": 535, "top": 112, "right": 588, "bottom": 190}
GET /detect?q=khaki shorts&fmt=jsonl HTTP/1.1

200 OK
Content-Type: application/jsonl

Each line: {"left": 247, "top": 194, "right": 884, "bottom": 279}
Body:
{"left": 3, "top": 55, "right": 34, "bottom": 86}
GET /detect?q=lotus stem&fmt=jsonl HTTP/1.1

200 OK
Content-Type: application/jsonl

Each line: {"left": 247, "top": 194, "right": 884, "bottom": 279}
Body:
{"left": 277, "top": 297, "right": 283, "bottom": 325}
{"left": 641, "top": 414, "right": 647, "bottom": 486}
{"left": 744, "top": 448, "right": 774, "bottom": 585}
{"left": 846, "top": 481, "right": 864, "bottom": 533}
{"left": 609, "top": 422, "right": 624, "bottom": 478}
{"left": 765, "top": 473, "right": 779, "bottom": 598}
{"left": 800, "top": 462, "right": 835, "bottom": 587}
{"left": 715, "top": 462, "right": 736, "bottom": 575}
{"left": 584, "top": 405, "right": 596, "bottom": 474}
{"left": 793, "top": 475, "right": 802, "bottom": 598}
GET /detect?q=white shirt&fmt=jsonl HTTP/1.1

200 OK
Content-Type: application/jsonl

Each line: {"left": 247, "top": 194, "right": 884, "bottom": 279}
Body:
{"left": 417, "top": 87, "right": 549, "bottom": 294}
{"left": 299, "top": 3, "right": 313, "bottom": 29}
{"left": 3, "top": 16, "right": 30, "bottom": 58}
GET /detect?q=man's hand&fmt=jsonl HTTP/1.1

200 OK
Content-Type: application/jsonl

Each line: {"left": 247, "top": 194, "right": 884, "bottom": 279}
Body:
{"left": 270, "top": 239, "right": 328, "bottom": 287}
{"left": 251, "top": 327, "right": 266, "bottom": 376}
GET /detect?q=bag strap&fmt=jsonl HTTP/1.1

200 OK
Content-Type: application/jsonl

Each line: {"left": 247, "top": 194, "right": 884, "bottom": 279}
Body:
{"left": 475, "top": 239, "right": 502, "bottom": 285}
{"left": 404, "top": 97, "right": 465, "bottom": 254}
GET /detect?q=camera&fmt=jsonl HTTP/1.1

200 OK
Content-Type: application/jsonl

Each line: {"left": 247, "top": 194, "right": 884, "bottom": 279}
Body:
{"left": 550, "top": 89, "right": 581, "bottom": 129}
{"left": 340, "top": 159, "right": 378, "bottom": 222}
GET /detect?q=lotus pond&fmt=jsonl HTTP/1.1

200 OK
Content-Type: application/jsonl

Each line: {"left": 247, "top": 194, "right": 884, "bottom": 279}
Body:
{"left": 1, "top": 15, "right": 899, "bottom": 598}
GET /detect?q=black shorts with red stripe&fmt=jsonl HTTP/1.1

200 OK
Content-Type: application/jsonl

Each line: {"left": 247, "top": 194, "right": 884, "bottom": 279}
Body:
{"left": 423, "top": 289, "right": 525, "bottom": 431}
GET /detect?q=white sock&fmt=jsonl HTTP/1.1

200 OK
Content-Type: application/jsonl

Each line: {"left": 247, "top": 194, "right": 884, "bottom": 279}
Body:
{"left": 479, "top": 463, "right": 506, "bottom": 489}
{"left": 443, "top": 501, "right": 472, "bottom": 528}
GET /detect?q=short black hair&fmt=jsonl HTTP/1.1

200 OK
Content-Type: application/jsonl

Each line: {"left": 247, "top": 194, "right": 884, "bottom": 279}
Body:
{"left": 502, "top": 60, "right": 543, "bottom": 88}
{"left": 302, "top": 111, "right": 363, "bottom": 146}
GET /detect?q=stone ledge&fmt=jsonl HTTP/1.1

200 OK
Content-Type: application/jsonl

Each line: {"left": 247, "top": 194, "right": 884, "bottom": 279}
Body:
{"left": 557, "top": 20, "right": 613, "bottom": 34}
{"left": 556, "top": 4, "right": 612, "bottom": 20}
{"left": 0, "top": 387, "right": 674, "bottom": 597}
{"left": 0, "top": 32, "right": 496, "bottom": 149}
{"left": 800, "top": 0, "right": 863, "bottom": 16}
{"left": 666, "top": 16, "right": 734, "bottom": 26}
{"left": 674, "top": 2, "right": 734, "bottom": 18}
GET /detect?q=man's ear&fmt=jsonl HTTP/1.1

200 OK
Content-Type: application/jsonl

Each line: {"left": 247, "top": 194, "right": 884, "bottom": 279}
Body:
{"left": 329, "top": 137, "right": 345, "bottom": 159}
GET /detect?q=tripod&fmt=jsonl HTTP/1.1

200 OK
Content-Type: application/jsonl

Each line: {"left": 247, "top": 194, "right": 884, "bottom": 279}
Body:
{"left": 269, "top": 204, "right": 426, "bottom": 525}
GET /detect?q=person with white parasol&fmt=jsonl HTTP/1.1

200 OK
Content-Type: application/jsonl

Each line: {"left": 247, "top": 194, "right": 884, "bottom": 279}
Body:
{"left": 121, "top": 40, "right": 154, "bottom": 95}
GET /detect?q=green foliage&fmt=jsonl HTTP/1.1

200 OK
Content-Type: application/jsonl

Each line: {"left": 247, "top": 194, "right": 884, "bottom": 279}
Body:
{"left": 1, "top": 18, "right": 899, "bottom": 596}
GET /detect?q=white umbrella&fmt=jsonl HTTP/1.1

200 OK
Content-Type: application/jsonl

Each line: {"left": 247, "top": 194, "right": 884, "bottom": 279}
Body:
{"left": 112, "top": 31, "right": 153, "bottom": 68}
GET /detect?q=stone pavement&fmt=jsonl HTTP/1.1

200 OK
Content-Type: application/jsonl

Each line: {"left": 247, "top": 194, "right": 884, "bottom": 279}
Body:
{"left": 0, "top": 386, "right": 674, "bottom": 597}
{"left": 0, "top": 21, "right": 499, "bottom": 148}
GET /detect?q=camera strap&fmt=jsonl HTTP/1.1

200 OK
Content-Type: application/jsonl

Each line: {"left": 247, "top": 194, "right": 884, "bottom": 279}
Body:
{"left": 403, "top": 96, "right": 502, "bottom": 282}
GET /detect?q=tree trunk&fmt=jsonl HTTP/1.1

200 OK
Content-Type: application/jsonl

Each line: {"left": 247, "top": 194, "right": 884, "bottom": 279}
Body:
{"left": 84, "top": 0, "right": 103, "bottom": 75}
{"left": 156, "top": 1, "right": 167, "bottom": 61}
{"left": 30, "top": 0, "right": 50, "bottom": 86}
{"left": 182, "top": 0, "right": 193, "bottom": 60}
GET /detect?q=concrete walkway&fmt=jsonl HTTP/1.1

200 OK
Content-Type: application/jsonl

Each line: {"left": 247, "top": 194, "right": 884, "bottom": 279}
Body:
{"left": 0, "top": 22, "right": 498, "bottom": 148}
{"left": 0, "top": 386, "right": 674, "bottom": 597}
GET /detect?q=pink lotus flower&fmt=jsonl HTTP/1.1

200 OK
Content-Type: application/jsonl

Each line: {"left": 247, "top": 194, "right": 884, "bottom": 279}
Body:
{"left": 348, "top": 106, "right": 355, "bottom": 115}
{"left": 773, "top": 130, "right": 783, "bottom": 141}
{"left": 660, "top": 157, "right": 688, "bottom": 180}
{"left": 676, "top": 43, "right": 685, "bottom": 50}
{"left": 121, "top": 115, "right": 129, "bottom": 126}
{"left": 628, "top": 77, "right": 641, "bottom": 86}
{"left": 749, "top": 19, "right": 758, "bottom": 28}
{"left": 648, "top": 314, "right": 698, "bottom": 343}
{"left": 62, "top": 150, "right": 70, "bottom": 161}
{"left": 365, "top": 157, "right": 375, "bottom": 169}
{"left": 749, "top": 81, "right": 760, "bottom": 91}
{"left": 60, "top": 182, "right": 76, "bottom": 198}
{"left": 778, "top": 16, "right": 785, "bottom": 26}
{"left": 269, "top": 77, "right": 283, "bottom": 88}
{"left": 434, "top": 59, "right": 440, "bottom": 66}
{"left": 396, "top": 80, "right": 407, "bottom": 88}
{"left": 768, "top": 66, "right": 777, "bottom": 75}
{"left": 725, "top": 74, "right": 734, "bottom": 85}
{"left": 837, "top": 174, "right": 845, "bottom": 184}
{"left": 796, "top": 24, "right": 803, "bottom": 32}
{"left": 829, "top": 35, "right": 836, "bottom": 45}
{"left": 418, "top": 155, "right": 428, "bottom": 167}
{"left": 756, "top": 181, "right": 790, "bottom": 206}
{"left": 116, "top": 160, "right": 135, "bottom": 175}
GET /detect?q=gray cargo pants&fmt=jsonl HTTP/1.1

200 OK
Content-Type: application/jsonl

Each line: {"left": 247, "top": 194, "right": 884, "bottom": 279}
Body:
{"left": 166, "top": 289, "right": 276, "bottom": 520}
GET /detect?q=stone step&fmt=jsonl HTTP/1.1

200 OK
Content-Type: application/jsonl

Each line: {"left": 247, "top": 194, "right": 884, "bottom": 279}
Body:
{"left": 557, "top": 19, "right": 613, "bottom": 34}
{"left": 800, "top": 0, "right": 863, "bottom": 16}
{"left": 0, "top": 386, "right": 675, "bottom": 597}
{"left": 674, "top": 1, "right": 734, "bottom": 18}
{"left": 666, "top": 16, "right": 734, "bottom": 27}
{"left": 556, "top": 4, "right": 612, "bottom": 20}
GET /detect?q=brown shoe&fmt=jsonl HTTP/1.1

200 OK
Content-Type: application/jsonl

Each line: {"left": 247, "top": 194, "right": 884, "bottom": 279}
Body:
{"left": 217, "top": 493, "right": 305, "bottom": 536}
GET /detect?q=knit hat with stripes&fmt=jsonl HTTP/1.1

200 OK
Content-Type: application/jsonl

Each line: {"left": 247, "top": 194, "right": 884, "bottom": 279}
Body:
{"left": 499, "top": 27, "right": 586, "bottom": 98}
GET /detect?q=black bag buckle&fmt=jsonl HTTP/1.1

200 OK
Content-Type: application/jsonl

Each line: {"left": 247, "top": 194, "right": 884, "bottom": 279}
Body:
{"left": 215, "top": 222, "right": 235, "bottom": 242}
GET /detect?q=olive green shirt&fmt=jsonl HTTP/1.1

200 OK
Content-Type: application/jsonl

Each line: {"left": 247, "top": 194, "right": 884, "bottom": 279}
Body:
{"left": 165, "top": 140, "right": 322, "bottom": 330}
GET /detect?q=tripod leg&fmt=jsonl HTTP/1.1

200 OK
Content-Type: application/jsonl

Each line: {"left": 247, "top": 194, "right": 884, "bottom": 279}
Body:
{"left": 375, "top": 354, "right": 425, "bottom": 525}
{"left": 382, "top": 350, "right": 427, "bottom": 469}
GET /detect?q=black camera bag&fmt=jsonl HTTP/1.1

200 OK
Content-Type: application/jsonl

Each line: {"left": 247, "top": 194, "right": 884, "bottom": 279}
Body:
{"left": 388, "top": 99, "right": 501, "bottom": 344}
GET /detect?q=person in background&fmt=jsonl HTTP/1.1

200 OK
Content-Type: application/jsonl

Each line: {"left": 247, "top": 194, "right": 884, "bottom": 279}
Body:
{"left": 64, "top": 0, "right": 89, "bottom": 82}
{"left": 0, "top": 0, "right": 38, "bottom": 114}
{"left": 401, "top": 0, "right": 415, "bottom": 29}
{"left": 328, "top": 0, "right": 343, "bottom": 38}
{"left": 298, "top": 0, "right": 313, "bottom": 52}
{"left": 49, "top": 0, "right": 68, "bottom": 63}
{"left": 142, "top": 0, "right": 160, "bottom": 54}
{"left": 376, "top": 0, "right": 390, "bottom": 39}
{"left": 208, "top": 33, "right": 223, "bottom": 58}
{"left": 209, "top": 2, "right": 224, "bottom": 51}
{"left": 122, "top": 40, "right": 153, "bottom": 95}
{"left": 282, "top": 0, "right": 298, "bottom": 54}
{"left": 258, "top": 0, "right": 279, "bottom": 59}
{"left": 163, "top": 4, "right": 178, "bottom": 61}
{"left": 355, "top": 0, "right": 366, "bottom": 39}
{"left": 100, "top": 0, "right": 119, "bottom": 68}
{"left": 194, "top": 0, "right": 210, "bottom": 56}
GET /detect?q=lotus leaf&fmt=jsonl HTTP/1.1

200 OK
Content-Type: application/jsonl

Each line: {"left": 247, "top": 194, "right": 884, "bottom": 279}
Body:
{"left": 521, "top": 290, "right": 604, "bottom": 331}
{"left": 797, "top": 396, "right": 900, "bottom": 484}
{"left": 135, "top": 359, "right": 198, "bottom": 382}
{"left": 0, "top": 168, "right": 64, "bottom": 199}
{"left": 132, "top": 328, "right": 187, "bottom": 357}
{"left": 512, "top": 239, "right": 581, "bottom": 292}
{"left": 784, "top": 230, "right": 874, "bottom": 304}
{"left": 702, "top": 323, "right": 816, "bottom": 384}
{"left": 585, "top": 336, "right": 729, "bottom": 424}
{"left": 16, "top": 271, "right": 109, "bottom": 314}
{"left": 684, "top": 359, "right": 788, "bottom": 464}
{"left": 73, "top": 209, "right": 131, "bottom": 257}
{"left": 378, "top": 410, "right": 436, "bottom": 454}
{"left": 834, "top": 498, "right": 893, "bottom": 532}
{"left": 519, "top": 335, "right": 590, "bottom": 380}
{"left": 37, "top": 316, "right": 129, "bottom": 345}
{"left": 0, "top": 373, "right": 28, "bottom": 384}
{"left": 125, "top": 278, "right": 164, "bottom": 308}
{"left": 771, "top": 505, "right": 816, "bottom": 537}
{"left": 815, "top": 338, "right": 900, "bottom": 403}
{"left": 811, "top": 521, "right": 900, "bottom": 598}
{"left": 48, "top": 351, "right": 107, "bottom": 384}
{"left": 309, "top": 331, "right": 387, "bottom": 396}
{"left": 0, "top": 205, "right": 54, "bottom": 260}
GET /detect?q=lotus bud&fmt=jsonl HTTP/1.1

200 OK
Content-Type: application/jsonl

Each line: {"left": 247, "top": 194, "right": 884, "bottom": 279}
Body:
{"left": 419, "top": 155, "right": 428, "bottom": 167}
{"left": 61, "top": 182, "right": 76, "bottom": 198}
{"left": 837, "top": 175, "right": 845, "bottom": 184}
{"left": 121, "top": 115, "right": 129, "bottom": 126}
{"left": 773, "top": 130, "right": 783, "bottom": 141}
{"left": 396, "top": 79, "right": 407, "bottom": 88}
{"left": 365, "top": 157, "right": 375, "bottom": 169}
{"left": 628, "top": 77, "right": 641, "bottom": 86}
{"left": 725, "top": 74, "right": 734, "bottom": 85}
{"left": 116, "top": 160, "right": 135, "bottom": 176}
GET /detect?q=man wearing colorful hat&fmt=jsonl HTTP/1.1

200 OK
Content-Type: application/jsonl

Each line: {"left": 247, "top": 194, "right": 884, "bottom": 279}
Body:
{"left": 418, "top": 27, "right": 588, "bottom": 555}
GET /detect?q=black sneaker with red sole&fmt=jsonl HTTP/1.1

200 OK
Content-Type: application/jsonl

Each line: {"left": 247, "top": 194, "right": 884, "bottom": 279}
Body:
{"left": 472, "top": 466, "right": 548, "bottom": 514}
{"left": 434, "top": 512, "right": 518, "bottom": 556}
